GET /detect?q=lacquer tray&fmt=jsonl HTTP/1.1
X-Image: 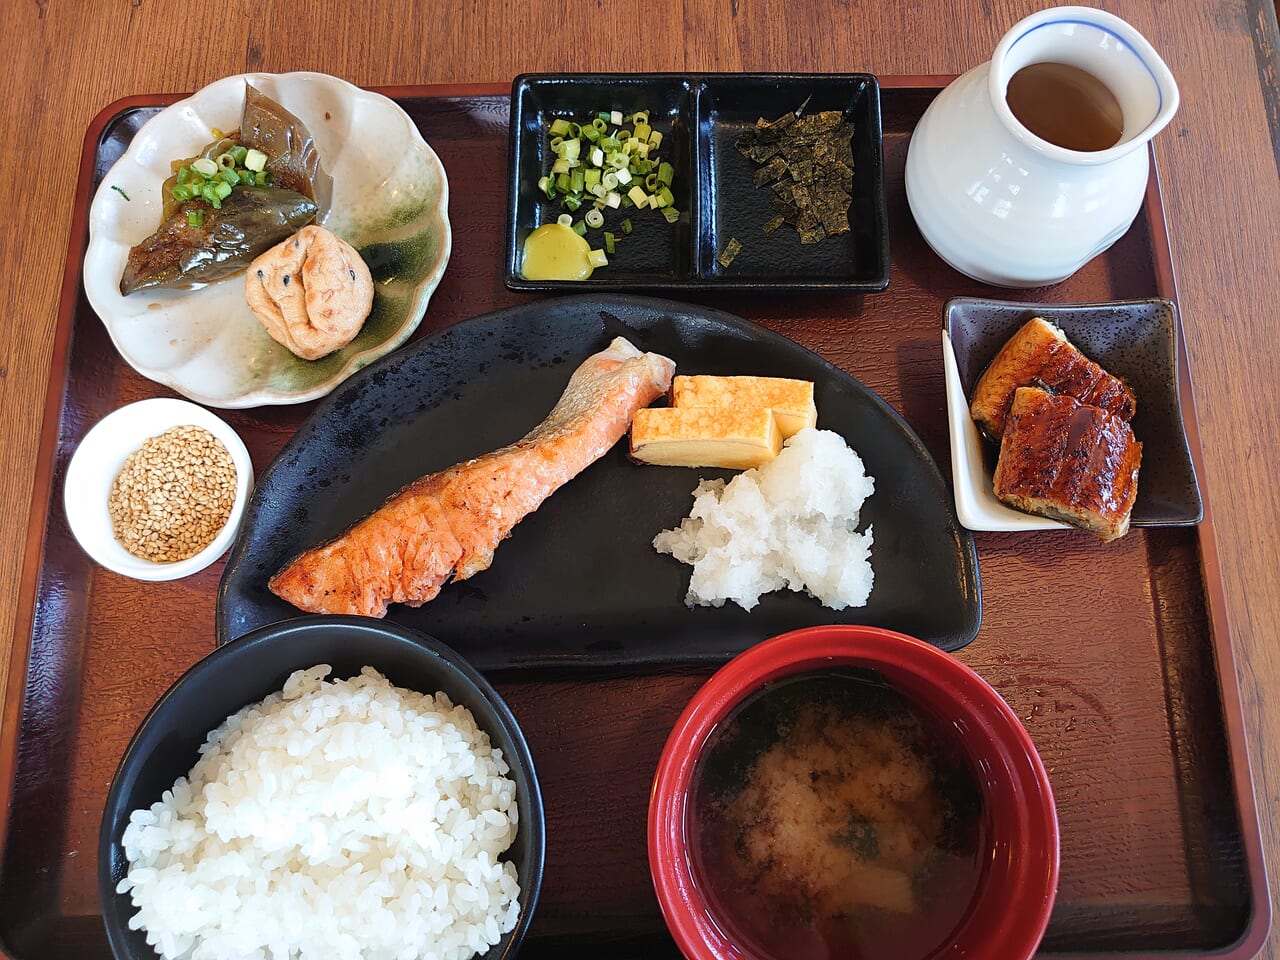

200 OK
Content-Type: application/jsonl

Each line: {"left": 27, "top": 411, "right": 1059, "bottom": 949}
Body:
{"left": 0, "top": 79, "right": 1268, "bottom": 960}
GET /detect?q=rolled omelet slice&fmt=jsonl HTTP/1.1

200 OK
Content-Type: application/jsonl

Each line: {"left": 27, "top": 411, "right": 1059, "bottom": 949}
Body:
{"left": 631, "top": 406, "right": 782, "bottom": 469}
{"left": 670, "top": 375, "right": 817, "bottom": 437}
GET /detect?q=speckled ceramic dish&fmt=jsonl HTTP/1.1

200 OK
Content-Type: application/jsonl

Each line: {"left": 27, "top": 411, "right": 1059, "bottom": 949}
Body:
{"left": 943, "top": 297, "right": 1203, "bottom": 532}
{"left": 84, "top": 72, "right": 451, "bottom": 408}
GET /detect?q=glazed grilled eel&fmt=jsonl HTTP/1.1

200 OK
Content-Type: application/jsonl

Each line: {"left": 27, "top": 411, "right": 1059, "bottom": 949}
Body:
{"left": 970, "top": 317, "right": 1136, "bottom": 440}
{"left": 993, "top": 387, "right": 1142, "bottom": 542}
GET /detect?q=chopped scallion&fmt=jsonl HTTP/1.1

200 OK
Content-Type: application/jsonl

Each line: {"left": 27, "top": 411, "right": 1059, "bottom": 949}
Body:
{"left": 536, "top": 106, "right": 681, "bottom": 273}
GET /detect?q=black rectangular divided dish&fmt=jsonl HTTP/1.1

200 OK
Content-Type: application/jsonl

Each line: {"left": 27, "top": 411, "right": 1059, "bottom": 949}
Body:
{"left": 506, "top": 73, "right": 889, "bottom": 291}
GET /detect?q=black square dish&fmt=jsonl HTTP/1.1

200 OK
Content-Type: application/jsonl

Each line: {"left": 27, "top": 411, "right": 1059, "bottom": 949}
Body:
{"left": 505, "top": 73, "right": 888, "bottom": 292}
{"left": 507, "top": 75, "right": 696, "bottom": 289}
{"left": 944, "top": 297, "right": 1203, "bottom": 527}
{"left": 695, "top": 74, "right": 888, "bottom": 289}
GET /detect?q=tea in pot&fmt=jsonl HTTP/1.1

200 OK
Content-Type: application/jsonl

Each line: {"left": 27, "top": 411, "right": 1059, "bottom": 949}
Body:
{"left": 905, "top": 6, "right": 1179, "bottom": 287}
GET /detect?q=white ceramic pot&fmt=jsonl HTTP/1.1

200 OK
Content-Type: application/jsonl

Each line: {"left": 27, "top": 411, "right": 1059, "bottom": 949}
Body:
{"left": 905, "top": 6, "right": 1179, "bottom": 287}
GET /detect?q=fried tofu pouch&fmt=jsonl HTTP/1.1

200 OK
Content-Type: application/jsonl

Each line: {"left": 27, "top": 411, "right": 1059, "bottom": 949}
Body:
{"left": 246, "top": 224, "right": 374, "bottom": 360}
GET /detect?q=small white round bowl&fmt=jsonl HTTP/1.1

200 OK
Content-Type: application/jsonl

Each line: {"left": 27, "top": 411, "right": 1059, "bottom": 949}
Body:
{"left": 64, "top": 398, "right": 255, "bottom": 581}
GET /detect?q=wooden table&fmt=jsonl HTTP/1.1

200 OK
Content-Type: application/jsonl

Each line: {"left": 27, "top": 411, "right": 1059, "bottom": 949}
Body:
{"left": 4, "top": 0, "right": 1279, "bottom": 956}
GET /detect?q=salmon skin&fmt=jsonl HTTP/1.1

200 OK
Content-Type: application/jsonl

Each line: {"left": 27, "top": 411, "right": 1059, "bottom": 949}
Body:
{"left": 270, "top": 336, "right": 676, "bottom": 616}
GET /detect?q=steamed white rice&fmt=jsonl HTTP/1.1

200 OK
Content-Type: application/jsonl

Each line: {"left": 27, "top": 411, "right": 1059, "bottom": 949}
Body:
{"left": 653, "top": 428, "right": 875, "bottom": 611}
{"left": 118, "top": 665, "right": 520, "bottom": 960}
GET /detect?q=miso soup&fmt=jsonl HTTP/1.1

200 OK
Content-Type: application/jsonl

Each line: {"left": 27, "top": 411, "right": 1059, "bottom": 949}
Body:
{"left": 689, "top": 671, "right": 986, "bottom": 960}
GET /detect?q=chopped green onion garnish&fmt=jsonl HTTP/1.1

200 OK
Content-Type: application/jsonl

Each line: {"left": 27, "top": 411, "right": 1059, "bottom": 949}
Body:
{"left": 110, "top": 185, "right": 131, "bottom": 201}
{"left": 588, "top": 248, "right": 609, "bottom": 268}
{"left": 244, "top": 149, "right": 268, "bottom": 173}
{"left": 537, "top": 107, "right": 681, "bottom": 272}
{"left": 186, "top": 208, "right": 205, "bottom": 228}
{"left": 191, "top": 157, "right": 218, "bottom": 177}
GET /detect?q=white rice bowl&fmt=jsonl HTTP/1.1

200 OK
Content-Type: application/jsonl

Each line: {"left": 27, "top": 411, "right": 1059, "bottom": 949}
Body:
{"left": 117, "top": 665, "right": 521, "bottom": 960}
{"left": 654, "top": 428, "right": 875, "bottom": 611}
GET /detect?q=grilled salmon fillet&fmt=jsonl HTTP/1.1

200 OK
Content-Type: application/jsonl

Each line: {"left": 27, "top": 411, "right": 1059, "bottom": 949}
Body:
{"left": 970, "top": 317, "right": 1136, "bottom": 439}
{"left": 269, "top": 336, "right": 676, "bottom": 616}
{"left": 993, "top": 387, "right": 1142, "bottom": 542}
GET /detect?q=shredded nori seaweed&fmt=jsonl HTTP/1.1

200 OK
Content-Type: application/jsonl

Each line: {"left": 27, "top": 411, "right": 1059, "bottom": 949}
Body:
{"left": 737, "top": 105, "right": 855, "bottom": 244}
{"left": 717, "top": 236, "right": 743, "bottom": 268}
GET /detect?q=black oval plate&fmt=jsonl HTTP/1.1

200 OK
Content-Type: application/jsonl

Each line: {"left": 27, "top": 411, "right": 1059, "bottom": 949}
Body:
{"left": 217, "top": 295, "right": 980, "bottom": 669}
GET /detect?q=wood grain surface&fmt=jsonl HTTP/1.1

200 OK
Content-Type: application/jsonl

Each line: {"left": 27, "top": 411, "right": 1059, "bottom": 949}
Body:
{"left": 3, "top": 0, "right": 1280, "bottom": 957}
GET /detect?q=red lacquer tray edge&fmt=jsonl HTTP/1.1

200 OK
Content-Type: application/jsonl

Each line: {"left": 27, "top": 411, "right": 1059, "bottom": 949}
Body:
{"left": 0, "top": 78, "right": 1269, "bottom": 960}
{"left": 1141, "top": 157, "right": 1272, "bottom": 958}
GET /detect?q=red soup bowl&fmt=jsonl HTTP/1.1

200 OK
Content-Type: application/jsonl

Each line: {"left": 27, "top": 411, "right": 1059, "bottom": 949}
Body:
{"left": 648, "top": 624, "right": 1058, "bottom": 960}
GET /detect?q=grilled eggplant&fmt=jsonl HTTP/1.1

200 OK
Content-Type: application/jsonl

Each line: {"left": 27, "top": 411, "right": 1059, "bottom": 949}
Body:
{"left": 119, "top": 84, "right": 331, "bottom": 295}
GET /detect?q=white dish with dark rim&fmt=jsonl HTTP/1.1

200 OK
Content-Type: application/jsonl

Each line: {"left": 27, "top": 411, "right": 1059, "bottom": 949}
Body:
{"left": 943, "top": 297, "right": 1202, "bottom": 533}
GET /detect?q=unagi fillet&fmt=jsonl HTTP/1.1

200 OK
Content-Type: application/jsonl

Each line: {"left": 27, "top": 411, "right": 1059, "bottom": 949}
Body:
{"left": 270, "top": 336, "right": 676, "bottom": 616}
{"left": 993, "top": 387, "right": 1142, "bottom": 542}
{"left": 970, "top": 317, "right": 1136, "bottom": 439}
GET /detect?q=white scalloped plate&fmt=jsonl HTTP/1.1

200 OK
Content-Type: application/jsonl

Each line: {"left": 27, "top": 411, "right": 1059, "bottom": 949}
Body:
{"left": 84, "top": 72, "right": 451, "bottom": 408}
